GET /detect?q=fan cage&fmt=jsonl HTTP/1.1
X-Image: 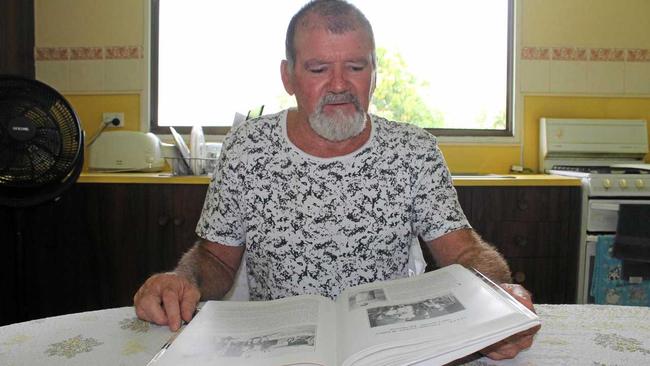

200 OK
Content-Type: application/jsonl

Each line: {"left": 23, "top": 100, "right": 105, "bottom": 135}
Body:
{"left": 0, "top": 77, "right": 83, "bottom": 188}
{"left": 0, "top": 76, "right": 84, "bottom": 207}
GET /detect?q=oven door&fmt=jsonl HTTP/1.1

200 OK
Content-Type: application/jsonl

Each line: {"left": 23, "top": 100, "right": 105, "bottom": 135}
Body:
{"left": 587, "top": 199, "right": 650, "bottom": 232}
{"left": 584, "top": 198, "right": 650, "bottom": 303}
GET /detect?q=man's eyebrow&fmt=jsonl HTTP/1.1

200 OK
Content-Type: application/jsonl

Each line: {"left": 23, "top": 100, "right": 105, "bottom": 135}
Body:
{"left": 303, "top": 58, "right": 369, "bottom": 67}
{"left": 347, "top": 58, "right": 369, "bottom": 65}
{"left": 303, "top": 59, "right": 327, "bottom": 68}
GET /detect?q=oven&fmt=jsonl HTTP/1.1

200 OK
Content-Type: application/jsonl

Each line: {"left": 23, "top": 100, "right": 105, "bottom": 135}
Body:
{"left": 582, "top": 198, "right": 650, "bottom": 303}
{"left": 539, "top": 117, "right": 650, "bottom": 304}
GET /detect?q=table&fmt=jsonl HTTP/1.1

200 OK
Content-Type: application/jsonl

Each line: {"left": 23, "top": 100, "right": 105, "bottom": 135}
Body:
{"left": 1, "top": 304, "right": 649, "bottom": 365}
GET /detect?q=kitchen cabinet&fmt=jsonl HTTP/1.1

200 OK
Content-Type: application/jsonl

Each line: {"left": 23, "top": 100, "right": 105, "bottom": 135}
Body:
{"left": 447, "top": 186, "right": 580, "bottom": 304}
{"left": 1, "top": 182, "right": 579, "bottom": 325}
{"left": 82, "top": 183, "right": 208, "bottom": 308}
{"left": 0, "top": 183, "right": 208, "bottom": 326}
{"left": 0, "top": 0, "right": 35, "bottom": 78}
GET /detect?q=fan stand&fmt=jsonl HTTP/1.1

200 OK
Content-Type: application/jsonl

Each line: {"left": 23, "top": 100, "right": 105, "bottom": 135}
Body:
{"left": 12, "top": 208, "right": 27, "bottom": 321}
{"left": 8, "top": 147, "right": 84, "bottom": 323}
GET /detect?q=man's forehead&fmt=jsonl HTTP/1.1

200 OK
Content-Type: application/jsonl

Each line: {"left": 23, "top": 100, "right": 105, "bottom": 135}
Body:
{"left": 297, "top": 12, "right": 360, "bottom": 34}
{"left": 294, "top": 21, "right": 373, "bottom": 56}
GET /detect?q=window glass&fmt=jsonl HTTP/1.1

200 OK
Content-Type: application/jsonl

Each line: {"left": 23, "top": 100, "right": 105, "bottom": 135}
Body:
{"left": 152, "top": 0, "right": 512, "bottom": 135}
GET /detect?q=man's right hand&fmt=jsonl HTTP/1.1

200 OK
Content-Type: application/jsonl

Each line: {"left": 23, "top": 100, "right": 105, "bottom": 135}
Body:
{"left": 133, "top": 272, "right": 201, "bottom": 332}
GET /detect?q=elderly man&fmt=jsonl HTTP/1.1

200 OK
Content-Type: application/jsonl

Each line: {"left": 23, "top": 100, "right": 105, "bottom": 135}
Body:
{"left": 134, "top": 0, "right": 539, "bottom": 360}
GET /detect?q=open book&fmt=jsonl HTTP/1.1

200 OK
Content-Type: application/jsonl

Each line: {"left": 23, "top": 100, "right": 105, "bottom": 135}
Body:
{"left": 149, "top": 264, "right": 540, "bottom": 366}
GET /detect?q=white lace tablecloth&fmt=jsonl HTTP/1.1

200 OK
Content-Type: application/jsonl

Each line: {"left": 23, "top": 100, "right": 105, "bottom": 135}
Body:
{"left": 467, "top": 304, "right": 650, "bottom": 366}
{"left": 1, "top": 304, "right": 649, "bottom": 365}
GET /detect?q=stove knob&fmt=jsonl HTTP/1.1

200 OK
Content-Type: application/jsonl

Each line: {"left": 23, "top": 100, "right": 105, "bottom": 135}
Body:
{"left": 618, "top": 179, "right": 628, "bottom": 188}
{"left": 636, "top": 179, "right": 645, "bottom": 189}
{"left": 602, "top": 178, "right": 612, "bottom": 189}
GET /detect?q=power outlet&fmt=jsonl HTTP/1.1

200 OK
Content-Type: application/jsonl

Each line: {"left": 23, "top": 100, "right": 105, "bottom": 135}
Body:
{"left": 102, "top": 112, "right": 125, "bottom": 127}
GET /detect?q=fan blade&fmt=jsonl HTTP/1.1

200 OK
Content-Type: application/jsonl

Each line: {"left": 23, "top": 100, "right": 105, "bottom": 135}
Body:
{"left": 31, "top": 128, "right": 62, "bottom": 157}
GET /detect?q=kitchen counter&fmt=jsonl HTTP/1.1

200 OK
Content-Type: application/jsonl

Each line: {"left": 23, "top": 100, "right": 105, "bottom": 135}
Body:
{"left": 78, "top": 172, "right": 581, "bottom": 187}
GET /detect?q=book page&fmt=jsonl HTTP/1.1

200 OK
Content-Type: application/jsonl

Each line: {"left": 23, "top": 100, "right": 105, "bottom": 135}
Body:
{"left": 334, "top": 265, "right": 539, "bottom": 366}
{"left": 151, "top": 295, "right": 337, "bottom": 366}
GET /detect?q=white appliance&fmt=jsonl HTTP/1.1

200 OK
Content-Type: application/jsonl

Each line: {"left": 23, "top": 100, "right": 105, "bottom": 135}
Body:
{"left": 88, "top": 131, "right": 173, "bottom": 172}
{"left": 539, "top": 118, "right": 650, "bottom": 303}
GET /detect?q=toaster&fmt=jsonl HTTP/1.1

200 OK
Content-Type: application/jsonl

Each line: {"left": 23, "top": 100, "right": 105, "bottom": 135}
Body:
{"left": 88, "top": 131, "right": 169, "bottom": 172}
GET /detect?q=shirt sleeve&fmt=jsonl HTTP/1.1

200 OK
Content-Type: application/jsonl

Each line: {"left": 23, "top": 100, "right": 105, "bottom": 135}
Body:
{"left": 412, "top": 141, "right": 471, "bottom": 242}
{"left": 195, "top": 131, "right": 246, "bottom": 246}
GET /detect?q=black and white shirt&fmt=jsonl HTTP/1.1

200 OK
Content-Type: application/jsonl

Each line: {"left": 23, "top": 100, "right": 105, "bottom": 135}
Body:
{"left": 196, "top": 109, "right": 469, "bottom": 300}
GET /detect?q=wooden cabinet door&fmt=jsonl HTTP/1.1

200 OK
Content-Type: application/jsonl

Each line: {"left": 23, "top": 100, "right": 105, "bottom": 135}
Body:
{"left": 452, "top": 186, "right": 580, "bottom": 304}
{"left": 0, "top": 0, "right": 35, "bottom": 78}
{"left": 0, "top": 183, "right": 208, "bottom": 324}
{"left": 10, "top": 187, "right": 102, "bottom": 323}
{"left": 166, "top": 184, "right": 208, "bottom": 266}
{"left": 80, "top": 183, "right": 205, "bottom": 307}
{"left": 0, "top": 207, "right": 19, "bottom": 325}
{"left": 81, "top": 183, "right": 207, "bottom": 308}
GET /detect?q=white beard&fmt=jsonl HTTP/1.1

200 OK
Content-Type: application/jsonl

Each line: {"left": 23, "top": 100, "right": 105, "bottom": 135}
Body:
{"left": 308, "top": 93, "right": 367, "bottom": 142}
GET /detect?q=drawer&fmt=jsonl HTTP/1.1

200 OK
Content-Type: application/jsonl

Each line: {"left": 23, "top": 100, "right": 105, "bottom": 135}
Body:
{"left": 507, "top": 257, "right": 575, "bottom": 304}
{"left": 475, "top": 220, "right": 569, "bottom": 258}
{"left": 467, "top": 187, "right": 570, "bottom": 222}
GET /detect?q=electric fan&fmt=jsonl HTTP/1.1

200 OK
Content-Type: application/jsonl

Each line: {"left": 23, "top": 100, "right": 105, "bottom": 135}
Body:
{"left": 0, "top": 75, "right": 84, "bottom": 207}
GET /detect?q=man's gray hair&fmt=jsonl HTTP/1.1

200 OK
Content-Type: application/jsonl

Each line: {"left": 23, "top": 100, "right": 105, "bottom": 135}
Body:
{"left": 285, "top": 0, "right": 377, "bottom": 72}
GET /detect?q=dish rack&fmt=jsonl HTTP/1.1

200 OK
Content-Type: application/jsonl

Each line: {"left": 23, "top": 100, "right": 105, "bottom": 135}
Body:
{"left": 165, "top": 157, "right": 219, "bottom": 176}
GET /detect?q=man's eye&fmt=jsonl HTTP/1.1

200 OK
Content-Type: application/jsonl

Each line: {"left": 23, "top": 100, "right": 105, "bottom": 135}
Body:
{"left": 349, "top": 65, "right": 365, "bottom": 72}
{"left": 309, "top": 67, "right": 326, "bottom": 73}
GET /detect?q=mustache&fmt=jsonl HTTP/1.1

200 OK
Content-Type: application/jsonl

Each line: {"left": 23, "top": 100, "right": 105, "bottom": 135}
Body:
{"left": 320, "top": 92, "right": 360, "bottom": 107}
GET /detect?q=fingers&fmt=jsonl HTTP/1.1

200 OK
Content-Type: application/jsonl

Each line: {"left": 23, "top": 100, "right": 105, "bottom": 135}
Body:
{"left": 180, "top": 286, "right": 201, "bottom": 324}
{"left": 162, "top": 287, "right": 183, "bottom": 331}
{"left": 500, "top": 283, "right": 536, "bottom": 313}
{"left": 133, "top": 273, "right": 200, "bottom": 331}
{"left": 482, "top": 329, "right": 537, "bottom": 360}
{"left": 133, "top": 275, "right": 170, "bottom": 326}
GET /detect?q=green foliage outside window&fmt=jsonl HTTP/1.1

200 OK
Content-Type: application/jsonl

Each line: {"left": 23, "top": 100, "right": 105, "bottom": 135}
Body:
{"left": 371, "top": 48, "right": 445, "bottom": 129}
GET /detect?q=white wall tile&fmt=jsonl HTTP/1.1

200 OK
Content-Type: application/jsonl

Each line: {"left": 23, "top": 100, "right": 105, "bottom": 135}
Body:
{"left": 68, "top": 60, "right": 105, "bottom": 92}
{"left": 35, "top": 61, "right": 70, "bottom": 92}
{"left": 549, "top": 61, "right": 588, "bottom": 93}
{"left": 625, "top": 62, "right": 650, "bottom": 94}
{"left": 519, "top": 60, "right": 550, "bottom": 93}
{"left": 587, "top": 62, "right": 625, "bottom": 94}
{"left": 104, "top": 59, "right": 143, "bottom": 91}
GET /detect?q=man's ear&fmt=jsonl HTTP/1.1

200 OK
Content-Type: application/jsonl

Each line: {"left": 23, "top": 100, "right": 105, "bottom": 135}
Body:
{"left": 280, "top": 60, "right": 295, "bottom": 95}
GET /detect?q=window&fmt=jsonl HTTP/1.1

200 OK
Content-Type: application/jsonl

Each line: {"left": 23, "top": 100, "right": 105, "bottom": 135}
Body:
{"left": 151, "top": 0, "right": 514, "bottom": 136}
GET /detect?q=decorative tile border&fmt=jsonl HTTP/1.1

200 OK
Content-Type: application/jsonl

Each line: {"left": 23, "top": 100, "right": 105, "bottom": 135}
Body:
{"left": 522, "top": 47, "right": 650, "bottom": 62}
{"left": 35, "top": 47, "right": 70, "bottom": 61}
{"left": 627, "top": 49, "right": 650, "bottom": 62}
{"left": 71, "top": 47, "right": 103, "bottom": 60}
{"left": 552, "top": 47, "right": 588, "bottom": 61}
{"left": 36, "top": 46, "right": 143, "bottom": 61}
{"left": 590, "top": 48, "right": 625, "bottom": 62}
{"left": 522, "top": 47, "right": 550, "bottom": 60}
{"left": 105, "top": 46, "right": 143, "bottom": 59}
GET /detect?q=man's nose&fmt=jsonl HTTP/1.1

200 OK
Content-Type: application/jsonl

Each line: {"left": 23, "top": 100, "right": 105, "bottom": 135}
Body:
{"left": 329, "top": 67, "right": 349, "bottom": 92}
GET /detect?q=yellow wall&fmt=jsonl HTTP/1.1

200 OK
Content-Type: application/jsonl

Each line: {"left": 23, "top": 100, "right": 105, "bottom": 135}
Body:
{"left": 35, "top": 0, "right": 143, "bottom": 46}
{"left": 522, "top": 0, "right": 650, "bottom": 48}
{"left": 65, "top": 94, "right": 141, "bottom": 170}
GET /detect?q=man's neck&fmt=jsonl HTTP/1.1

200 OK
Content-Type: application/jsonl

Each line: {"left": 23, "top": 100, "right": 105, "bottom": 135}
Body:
{"left": 286, "top": 109, "right": 371, "bottom": 158}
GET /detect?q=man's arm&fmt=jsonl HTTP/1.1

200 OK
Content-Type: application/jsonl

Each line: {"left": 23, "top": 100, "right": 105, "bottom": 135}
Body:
{"left": 425, "top": 228, "right": 540, "bottom": 360}
{"left": 133, "top": 240, "right": 244, "bottom": 331}
{"left": 426, "top": 227, "right": 511, "bottom": 283}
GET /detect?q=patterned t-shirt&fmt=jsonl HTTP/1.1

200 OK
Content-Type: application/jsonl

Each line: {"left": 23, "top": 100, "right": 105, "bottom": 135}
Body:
{"left": 196, "top": 109, "right": 470, "bottom": 300}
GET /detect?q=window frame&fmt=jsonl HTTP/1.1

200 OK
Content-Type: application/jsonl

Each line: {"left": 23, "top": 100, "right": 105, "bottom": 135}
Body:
{"left": 148, "top": 0, "right": 515, "bottom": 138}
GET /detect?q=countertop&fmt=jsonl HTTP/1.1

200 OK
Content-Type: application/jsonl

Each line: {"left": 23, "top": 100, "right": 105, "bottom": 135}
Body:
{"left": 77, "top": 173, "right": 582, "bottom": 187}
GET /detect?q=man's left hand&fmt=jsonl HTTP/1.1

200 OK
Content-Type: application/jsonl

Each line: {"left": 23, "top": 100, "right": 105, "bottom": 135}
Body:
{"left": 480, "top": 283, "right": 541, "bottom": 360}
